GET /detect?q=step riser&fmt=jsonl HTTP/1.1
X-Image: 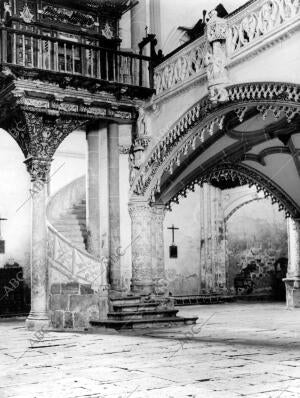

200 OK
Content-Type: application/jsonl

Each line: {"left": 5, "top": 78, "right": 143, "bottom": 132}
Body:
{"left": 55, "top": 231, "right": 87, "bottom": 238}
{"left": 113, "top": 305, "right": 159, "bottom": 313}
{"left": 111, "top": 299, "right": 141, "bottom": 306}
{"left": 91, "top": 318, "right": 197, "bottom": 330}
{"left": 108, "top": 312, "right": 178, "bottom": 321}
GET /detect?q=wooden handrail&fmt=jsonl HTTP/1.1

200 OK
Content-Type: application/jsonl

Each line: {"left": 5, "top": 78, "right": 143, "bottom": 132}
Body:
{"left": 0, "top": 26, "right": 152, "bottom": 61}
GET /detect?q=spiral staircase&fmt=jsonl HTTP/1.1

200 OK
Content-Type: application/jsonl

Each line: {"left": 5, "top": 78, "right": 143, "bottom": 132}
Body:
{"left": 47, "top": 176, "right": 198, "bottom": 330}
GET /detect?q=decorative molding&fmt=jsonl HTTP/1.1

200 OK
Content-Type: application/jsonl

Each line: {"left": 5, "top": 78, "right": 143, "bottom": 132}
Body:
{"left": 102, "top": 22, "right": 114, "bottom": 39}
{"left": 24, "top": 157, "right": 52, "bottom": 182}
{"left": 205, "top": 10, "right": 229, "bottom": 104}
{"left": 130, "top": 82, "right": 300, "bottom": 201}
{"left": 227, "top": 0, "right": 299, "bottom": 55}
{"left": 166, "top": 163, "right": 300, "bottom": 218}
{"left": 40, "top": 5, "right": 95, "bottom": 29}
{"left": 154, "top": 36, "right": 206, "bottom": 96}
{"left": 243, "top": 146, "right": 291, "bottom": 165}
{"left": 153, "top": 0, "right": 300, "bottom": 102}
{"left": 20, "top": 4, "right": 34, "bottom": 23}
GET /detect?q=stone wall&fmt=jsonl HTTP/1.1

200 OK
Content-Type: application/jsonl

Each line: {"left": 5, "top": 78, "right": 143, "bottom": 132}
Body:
{"left": 226, "top": 200, "right": 288, "bottom": 295}
{"left": 49, "top": 282, "right": 107, "bottom": 329}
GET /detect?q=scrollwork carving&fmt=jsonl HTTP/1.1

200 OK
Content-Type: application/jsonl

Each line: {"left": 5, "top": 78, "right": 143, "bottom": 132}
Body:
{"left": 154, "top": 37, "right": 206, "bottom": 95}
{"left": 24, "top": 157, "right": 51, "bottom": 182}
{"left": 228, "top": 0, "right": 300, "bottom": 55}
{"left": 204, "top": 11, "right": 229, "bottom": 104}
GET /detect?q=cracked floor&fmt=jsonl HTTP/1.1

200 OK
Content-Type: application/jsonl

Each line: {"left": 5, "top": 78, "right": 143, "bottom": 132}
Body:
{"left": 0, "top": 303, "right": 300, "bottom": 398}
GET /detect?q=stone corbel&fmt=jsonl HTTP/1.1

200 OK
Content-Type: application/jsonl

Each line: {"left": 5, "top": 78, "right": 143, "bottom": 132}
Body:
{"left": 204, "top": 10, "right": 230, "bottom": 104}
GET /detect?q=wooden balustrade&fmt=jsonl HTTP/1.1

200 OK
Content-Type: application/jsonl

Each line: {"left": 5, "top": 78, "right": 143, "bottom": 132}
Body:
{"left": 0, "top": 27, "right": 153, "bottom": 88}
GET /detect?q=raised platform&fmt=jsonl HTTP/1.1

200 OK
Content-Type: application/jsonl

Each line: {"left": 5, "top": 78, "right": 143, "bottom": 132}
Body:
{"left": 173, "top": 293, "right": 275, "bottom": 306}
{"left": 90, "top": 295, "right": 198, "bottom": 330}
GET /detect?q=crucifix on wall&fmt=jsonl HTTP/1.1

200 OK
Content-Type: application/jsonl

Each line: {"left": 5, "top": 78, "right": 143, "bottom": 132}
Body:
{"left": 168, "top": 224, "right": 179, "bottom": 258}
{"left": 0, "top": 216, "right": 7, "bottom": 254}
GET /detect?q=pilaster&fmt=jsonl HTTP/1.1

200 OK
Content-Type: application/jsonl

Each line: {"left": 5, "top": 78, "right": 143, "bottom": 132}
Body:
{"left": 151, "top": 204, "right": 167, "bottom": 295}
{"left": 86, "top": 122, "right": 109, "bottom": 259}
{"left": 284, "top": 218, "right": 300, "bottom": 308}
{"left": 129, "top": 199, "right": 153, "bottom": 294}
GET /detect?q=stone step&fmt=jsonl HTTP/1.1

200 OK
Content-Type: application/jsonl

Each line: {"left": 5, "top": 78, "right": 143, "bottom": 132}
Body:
{"left": 58, "top": 215, "right": 86, "bottom": 222}
{"left": 113, "top": 302, "right": 160, "bottom": 313}
{"left": 54, "top": 228, "right": 87, "bottom": 238}
{"left": 69, "top": 208, "right": 86, "bottom": 215}
{"left": 110, "top": 296, "right": 142, "bottom": 306}
{"left": 108, "top": 309, "right": 178, "bottom": 320}
{"left": 90, "top": 316, "right": 198, "bottom": 330}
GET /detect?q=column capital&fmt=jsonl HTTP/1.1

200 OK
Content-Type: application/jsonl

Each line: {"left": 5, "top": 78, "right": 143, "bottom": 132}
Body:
{"left": 151, "top": 203, "right": 166, "bottom": 222}
{"left": 24, "top": 157, "right": 52, "bottom": 182}
{"left": 128, "top": 198, "right": 151, "bottom": 218}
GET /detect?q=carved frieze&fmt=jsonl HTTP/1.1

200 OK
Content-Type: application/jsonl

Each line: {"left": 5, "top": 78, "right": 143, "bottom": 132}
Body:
{"left": 228, "top": 0, "right": 300, "bottom": 55}
{"left": 79, "top": 105, "right": 106, "bottom": 117}
{"left": 40, "top": 5, "right": 95, "bottom": 29}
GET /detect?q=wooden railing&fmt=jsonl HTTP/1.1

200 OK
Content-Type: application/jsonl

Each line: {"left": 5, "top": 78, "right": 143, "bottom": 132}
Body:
{"left": 0, "top": 27, "right": 154, "bottom": 89}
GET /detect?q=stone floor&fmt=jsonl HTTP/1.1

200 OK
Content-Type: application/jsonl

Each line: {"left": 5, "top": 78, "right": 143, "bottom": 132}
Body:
{"left": 0, "top": 302, "right": 300, "bottom": 398}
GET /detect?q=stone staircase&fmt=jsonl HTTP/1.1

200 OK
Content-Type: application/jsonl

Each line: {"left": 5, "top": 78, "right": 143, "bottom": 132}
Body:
{"left": 90, "top": 295, "right": 198, "bottom": 330}
{"left": 48, "top": 177, "right": 198, "bottom": 331}
{"left": 52, "top": 199, "right": 87, "bottom": 251}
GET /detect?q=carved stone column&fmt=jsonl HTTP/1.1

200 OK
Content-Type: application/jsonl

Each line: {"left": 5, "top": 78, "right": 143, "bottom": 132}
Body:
{"left": 284, "top": 218, "right": 300, "bottom": 308}
{"left": 151, "top": 204, "right": 166, "bottom": 294}
{"left": 25, "top": 158, "right": 51, "bottom": 330}
{"left": 129, "top": 199, "right": 153, "bottom": 294}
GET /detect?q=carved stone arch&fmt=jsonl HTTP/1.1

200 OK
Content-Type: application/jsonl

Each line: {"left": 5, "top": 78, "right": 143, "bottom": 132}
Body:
{"left": 166, "top": 162, "right": 300, "bottom": 219}
{"left": 129, "top": 81, "right": 300, "bottom": 206}
{"left": 1, "top": 109, "right": 88, "bottom": 181}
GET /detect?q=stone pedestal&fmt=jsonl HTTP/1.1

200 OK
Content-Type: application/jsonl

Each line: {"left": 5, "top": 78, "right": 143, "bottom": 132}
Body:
{"left": 108, "top": 122, "right": 121, "bottom": 291}
{"left": 129, "top": 200, "right": 153, "bottom": 294}
{"left": 151, "top": 204, "right": 167, "bottom": 295}
{"left": 26, "top": 179, "right": 50, "bottom": 330}
{"left": 284, "top": 218, "right": 300, "bottom": 308}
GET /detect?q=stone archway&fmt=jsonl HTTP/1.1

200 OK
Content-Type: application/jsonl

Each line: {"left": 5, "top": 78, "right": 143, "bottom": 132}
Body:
{"left": 128, "top": 81, "right": 300, "bottom": 306}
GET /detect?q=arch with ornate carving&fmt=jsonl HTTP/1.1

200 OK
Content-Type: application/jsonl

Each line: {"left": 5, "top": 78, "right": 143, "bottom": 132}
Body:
{"left": 130, "top": 81, "right": 300, "bottom": 219}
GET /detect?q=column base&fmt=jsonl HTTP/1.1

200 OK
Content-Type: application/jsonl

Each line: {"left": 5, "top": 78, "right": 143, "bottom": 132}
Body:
{"left": 25, "top": 312, "right": 50, "bottom": 331}
{"left": 131, "top": 280, "right": 154, "bottom": 295}
{"left": 284, "top": 278, "right": 300, "bottom": 308}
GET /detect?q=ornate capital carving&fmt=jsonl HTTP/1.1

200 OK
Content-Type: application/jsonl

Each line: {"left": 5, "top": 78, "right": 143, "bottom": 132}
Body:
{"left": 23, "top": 111, "right": 84, "bottom": 160}
{"left": 151, "top": 204, "right": 166, "bottom": 224}
{"left": 24, "top": 157, "right": 52, "bottom": 182}
{"left": 205, "top": 10, "right": 229, "bottom": 104}
{"left": 128, "top": 200, "right": 151, "bottom": 220}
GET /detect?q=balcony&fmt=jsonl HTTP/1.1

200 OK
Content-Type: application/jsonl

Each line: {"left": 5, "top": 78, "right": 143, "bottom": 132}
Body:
{"left": 0, "top": 27, "right": 154, "bottom": 99}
